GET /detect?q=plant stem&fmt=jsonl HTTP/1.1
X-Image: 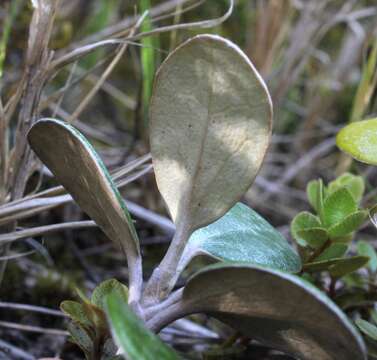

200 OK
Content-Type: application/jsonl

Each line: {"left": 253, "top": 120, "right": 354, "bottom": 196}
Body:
{"left": 142, "top": 222, "right": 191, "bottom": 305}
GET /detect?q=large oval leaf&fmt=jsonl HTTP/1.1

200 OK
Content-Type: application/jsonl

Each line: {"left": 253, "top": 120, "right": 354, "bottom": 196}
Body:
{"left": 105, "top": 293, "right": 180, "bottom": 360}
{"left": 336, "top": 118, "right": 377, "bottom": 165}
{"left": 28, "top": 119, "right": 142, "bottom": 299}
{"left": 180, "top": 203, "right": 301, "bottom": 273}
{"left": 149, "top": 264, "right": 366, "bottom": 360}
{"left": 150, "top": 34, "right": 272, "bottom": 231}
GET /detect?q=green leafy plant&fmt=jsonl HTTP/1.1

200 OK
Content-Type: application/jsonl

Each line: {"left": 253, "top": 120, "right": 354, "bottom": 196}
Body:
{"left": 291, "top": 173, "right": 369, "bottom": 280}
{"left": 61, "top": 279, "right": 128, "bottom": 360}
{"left": 28, "top": 35, "right": 366, "bottom": 359}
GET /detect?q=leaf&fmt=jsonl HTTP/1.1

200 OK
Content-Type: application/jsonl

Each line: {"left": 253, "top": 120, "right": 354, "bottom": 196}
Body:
{"left": 328, "top": 173, "right": 365, "bottom": 203}
{"left": 296, "top": 228, "right": 328, "bottom": 248}
{"left": 28, "top": 119, "right": 141, "bottom": 281}
{"left": 358, "top": 241, "right": 377, "bottom": 273}
{"left": 303, "top": 258, "right": 345, "bottom": 273}
{"left": 156, "top": 263, "right": 366, "bottom": 360}
{"left": 329, "top": 256, "right": 370, "bottom": 278}
{"left": 150, "top": 34, "right": 272, "bottom": 231}
{"left": 180, "top": 203, "right": 301, "bottom": 273}
{"left": 315, "top": 243, "right": 348, "bottom": 262}
{"left": 322, "top": 188, "right": 357, "bottom": 228}
{"left": 105, "top": 293, "right": 180, "bottom": 360}
{"left": 306, "top": 179, "right": 325, "bottom": 212}
{"left": 91, "top": 279, "right": 128, "bottom": 310}
{"left": 356, "top": 319, "right": 377, "bottom": 341}
{"left": 60, "top": 301, "right": 93, "bottom": 328}
{"left": 291, "top": 212, "right": 327, "bottom": 248}
{"left": 336, "top": 118, "right": 377, "bottom": 165}
{"left": 328, "top": 210, "right": 367, "bottom": 238}
{"left": 67, "top": 322, "right": 93, "bottom": 357}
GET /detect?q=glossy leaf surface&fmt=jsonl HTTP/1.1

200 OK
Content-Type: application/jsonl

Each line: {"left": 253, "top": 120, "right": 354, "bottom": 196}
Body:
{"left": 181, "top": 203, "right": 301, "bottom": 273}
{"left": 167, "top": 264, "right": 366, "bottom": 360}
{"left": 150, "top": 34, "right": 272, "bottom": 231}
{"left": 336, "top": 118, "right": 377, "bottom": 165}
{"left": 105, "top": 293, "right": 180, "bottom": 360}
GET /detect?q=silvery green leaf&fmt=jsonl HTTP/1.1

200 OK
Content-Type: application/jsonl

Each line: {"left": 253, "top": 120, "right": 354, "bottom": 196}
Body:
{"left": 179, "top": 203, "right": 301, "bottom": 273}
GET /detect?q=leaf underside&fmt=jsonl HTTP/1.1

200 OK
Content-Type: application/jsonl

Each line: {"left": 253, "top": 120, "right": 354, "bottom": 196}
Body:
{"left": 150, "top": 34, "right": 272, "bottom": 231}
{"left": 174, "top": 264, "right": 366, "bottom": 360}
{"left": 28, "top": 119, "right": 139, "bottom": 258}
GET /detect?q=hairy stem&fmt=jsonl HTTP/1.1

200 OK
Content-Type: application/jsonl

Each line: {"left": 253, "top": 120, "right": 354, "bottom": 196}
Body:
{"left": 142, "top": 222, "right": 191, "bottom": 305}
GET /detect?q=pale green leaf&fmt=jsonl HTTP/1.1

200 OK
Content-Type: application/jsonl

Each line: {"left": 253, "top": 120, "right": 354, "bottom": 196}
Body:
{"left": 315, "top": 243, "right": 348, "bottom": 262}
{"left": 60, "top": 301, "right": 92, "bottom": 328}
{"left": 328, "top": 210, "right": 367, "bottom": 238}
{"left": 323, "top": 188, "right": 357, "bottom": 227}
{"left": 296, "top": 228, "right": 328, "bottom": 248}
{"left": 92, "top": 279, "right": 128, "bottom": 310}
{"left": 328, "top": 173, "right": 365, "bottom": 203}
{"left": 291, "top": 212, "right": 327, "bottom": 248}
{"left": 336, "top": 118, "right": 377, "bottom": 165}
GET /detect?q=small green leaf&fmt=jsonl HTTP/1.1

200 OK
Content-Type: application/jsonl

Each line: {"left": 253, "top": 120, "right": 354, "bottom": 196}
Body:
{"left": 356, "top": 319, "right": 377, "bottom": 341}
{"left": 328, "top": 210, "right": 367, "bottom": 238}
{"left": 336, "top": 118, "right": 377, "bottom": 165}
{"left": 329, "top": 256, "right": 370, "bottom": 278}
{"left": 67, "top": 322, "right": 93, "bottom": 357}
{"left": 358, "top": 241, "right": 377, "bottom": 272}
{"left": 328, "top": 173, "right": 365, "bottom": 203}
{"left": 92, "top": 279, "right": 128, "bottom": 310}
{"left": 296, "top": 228, "right": 328, "bottom": 248}
{"left": 304, "top": 258, "right": 345, "bottom": 273}
{"left": 61, "top": 301, "right": 93, "bottom": 328}
{"left": 181, "top": 203, "right": 301, "bottom": 273}
{"left": 307, "top": 179, "right": 325, "bottom": 212}
{"left": 291, "top": 212, "right": 327, "bottom": 248}
{"left": 105, "top": 293, "right": 180, "bottom": 360}
{"left": 323, "top": 188, "right": 357, "bottom": 227}
{"left": 315, "top": 243, "right": 348, "bottom": 261}
{"left": 307, "top": 180, "right": 319, "bottom": 211}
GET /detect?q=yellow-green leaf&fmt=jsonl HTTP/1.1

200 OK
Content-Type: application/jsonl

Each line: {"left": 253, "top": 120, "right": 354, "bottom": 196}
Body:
{"left": 336, "top": 118, "right": 377, "bottom": 165}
